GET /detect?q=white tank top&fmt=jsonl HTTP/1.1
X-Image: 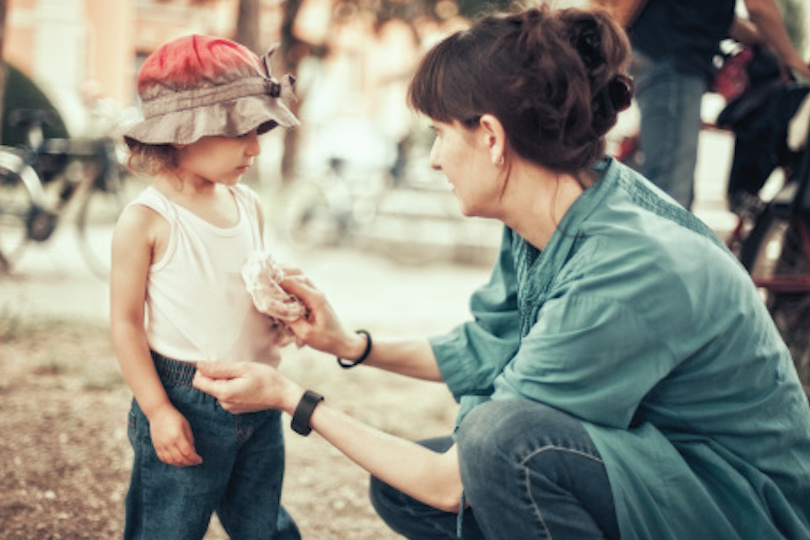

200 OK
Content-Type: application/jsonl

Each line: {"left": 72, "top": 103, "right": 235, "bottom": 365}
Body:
{"left": 129, "top": 184, "right": 282, "bottom": 366}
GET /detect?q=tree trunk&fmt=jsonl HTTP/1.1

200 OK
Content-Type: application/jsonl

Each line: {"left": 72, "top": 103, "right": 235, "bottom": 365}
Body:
{"left": 234, "top": 0, "right": 261, "bottom": 53}
{"left": 278, "top": 0, "right": 304, "bottom": 184}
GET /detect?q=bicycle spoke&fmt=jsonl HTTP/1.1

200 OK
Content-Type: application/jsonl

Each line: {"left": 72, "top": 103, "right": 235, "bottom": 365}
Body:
{"left": 75, "top": 171, "right": 146, "bottom": 280}
{"left": 0, "top": 170, "right": 37, "bottom": 267}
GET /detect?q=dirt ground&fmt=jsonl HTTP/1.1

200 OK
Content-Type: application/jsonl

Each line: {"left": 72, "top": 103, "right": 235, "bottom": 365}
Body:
{"left": 0, "top": 313, "right": 460, "bottom": 540}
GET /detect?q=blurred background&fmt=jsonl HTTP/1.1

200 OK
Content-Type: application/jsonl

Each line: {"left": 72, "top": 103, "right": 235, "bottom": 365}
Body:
{"left": 0, "top": 0, "right": 549, "bottom": 273}
{"left": 0, "top": 0, "right": 807, "bottom": 273}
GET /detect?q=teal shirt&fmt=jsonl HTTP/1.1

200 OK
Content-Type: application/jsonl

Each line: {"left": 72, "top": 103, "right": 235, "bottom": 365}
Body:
{"left": 431, "top": 158, "right": 810, "bottom": 539}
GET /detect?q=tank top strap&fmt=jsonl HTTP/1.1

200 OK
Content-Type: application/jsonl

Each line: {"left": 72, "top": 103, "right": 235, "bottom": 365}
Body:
{"left": 230, "top": 184, "right": 263, "bottom": 248}
{"left": 127, "top": 185, "right": 179, "bottom": 225}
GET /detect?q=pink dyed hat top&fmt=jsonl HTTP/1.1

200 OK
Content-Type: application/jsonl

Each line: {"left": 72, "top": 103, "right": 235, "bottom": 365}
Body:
{"left": 124, "top": 34, "right": 299, "bottom": 147}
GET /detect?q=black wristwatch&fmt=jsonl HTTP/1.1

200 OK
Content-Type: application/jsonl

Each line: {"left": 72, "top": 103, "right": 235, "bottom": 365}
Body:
{"left": 291, "top": 389, "right": 324, "bottom": 436}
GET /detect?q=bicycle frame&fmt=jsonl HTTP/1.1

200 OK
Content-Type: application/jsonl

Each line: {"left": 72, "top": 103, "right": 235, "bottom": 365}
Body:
{"left": 0, "top": 108, "right": 134, "bottom": 278}
{"left": 750, "top": 135, "right": 810, "bottom": 293}
{"left": 0, "top": 148, "right": 48, "bottom": 210}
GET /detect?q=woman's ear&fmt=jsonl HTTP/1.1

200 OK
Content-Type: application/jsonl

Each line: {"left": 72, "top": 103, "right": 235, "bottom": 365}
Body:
{"left": 478, "top": 114, "right": 506, "bottom": 166}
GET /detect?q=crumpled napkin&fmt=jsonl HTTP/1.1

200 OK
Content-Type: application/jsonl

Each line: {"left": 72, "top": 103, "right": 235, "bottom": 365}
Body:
{"left": 241, "top": 251, "right": 307, "bottom": 346}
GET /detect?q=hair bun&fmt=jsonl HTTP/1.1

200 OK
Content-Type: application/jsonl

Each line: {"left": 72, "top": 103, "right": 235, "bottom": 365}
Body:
{"left": 607, "top": 74, "right": 634, "bottom": 112}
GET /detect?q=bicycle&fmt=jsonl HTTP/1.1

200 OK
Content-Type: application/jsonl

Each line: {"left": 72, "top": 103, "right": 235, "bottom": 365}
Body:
{"left": 0, "top": 108, "right": 141, "bottom": 279}
{"left": 612, "top": 45, "right": 810, "bottom": 398}
{"left": 281, "top": 117, "right": 502, "bottom": 267}
{"left": 738, "top": 134, "right": 810, "bottom": 398}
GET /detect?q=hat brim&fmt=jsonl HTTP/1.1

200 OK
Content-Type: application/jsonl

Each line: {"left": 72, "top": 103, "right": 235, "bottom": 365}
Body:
{"left": 123, "top": 94, "right": 300, "bottom": 147}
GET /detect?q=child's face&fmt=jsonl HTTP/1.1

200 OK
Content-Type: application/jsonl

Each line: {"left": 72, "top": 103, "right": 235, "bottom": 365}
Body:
{"left": 176, "top": 129, "right": 261, "bottom": 186}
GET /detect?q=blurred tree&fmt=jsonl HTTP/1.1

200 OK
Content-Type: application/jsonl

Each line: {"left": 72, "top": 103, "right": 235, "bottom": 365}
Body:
{"left": 235, "top": 0, "right": 261, "bottom": 53}
{"left": 278, "top": 0, "right": 304, "bottom": 182}
{"left": 2, "top": 64, "right": 69, "bottom": 146}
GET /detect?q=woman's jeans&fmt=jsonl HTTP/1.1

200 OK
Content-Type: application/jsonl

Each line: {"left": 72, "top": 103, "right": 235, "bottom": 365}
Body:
{"left": 370, "top": 400, "right": 619, "bottom": 540}
{"left": 631, "top": 51, "right": 708, "bottom": 210}
{"left": 124, "top": 354, "right": 300, "bottom": 540}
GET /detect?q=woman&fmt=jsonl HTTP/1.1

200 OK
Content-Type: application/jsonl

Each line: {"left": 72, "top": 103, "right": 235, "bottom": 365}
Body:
{"left": 193, "top": 5, "right": 810, "bottom": 539}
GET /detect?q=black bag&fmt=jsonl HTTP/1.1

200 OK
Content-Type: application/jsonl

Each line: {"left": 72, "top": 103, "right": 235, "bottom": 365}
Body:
{"left": 716, "top": 46, "right": 809, "bottom": 199}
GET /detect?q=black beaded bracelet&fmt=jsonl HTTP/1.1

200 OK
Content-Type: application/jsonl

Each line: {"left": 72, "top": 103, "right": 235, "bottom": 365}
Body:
{"left": 336, "top": 329, "right": 372, "bottom": 369}
{"left": 291, "top": 389, "right": 324, "bottom": 436}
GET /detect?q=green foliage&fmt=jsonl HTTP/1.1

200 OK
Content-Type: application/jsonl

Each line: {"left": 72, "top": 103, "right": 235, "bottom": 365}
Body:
{"left": 1, "top": 64, "right": 69, "bottom": 148}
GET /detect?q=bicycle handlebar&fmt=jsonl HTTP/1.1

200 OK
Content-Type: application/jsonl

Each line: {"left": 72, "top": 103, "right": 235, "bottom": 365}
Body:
{"left": 8, "top": 108, "right": 60, "bottom": 130}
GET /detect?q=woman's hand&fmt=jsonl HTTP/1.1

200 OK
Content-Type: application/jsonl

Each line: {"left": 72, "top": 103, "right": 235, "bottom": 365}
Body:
{"left": 193, "top": 362, "right": 463, "bottom": 510}
{"left": 279, "top": 267, "right": 368, "bottom": 360}
{"left": 148, "top": 404, "right": 203, "bottom": 467}
{"left": 193, "top": 361, "right": 303, "bottom": 415}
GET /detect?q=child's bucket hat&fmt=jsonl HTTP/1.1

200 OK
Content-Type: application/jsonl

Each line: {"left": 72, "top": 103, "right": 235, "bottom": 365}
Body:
{"left": 124, "top": 34, "right": 299, "bottom": 147}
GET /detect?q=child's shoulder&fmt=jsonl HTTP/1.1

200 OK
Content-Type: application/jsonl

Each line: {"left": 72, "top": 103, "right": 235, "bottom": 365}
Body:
{"left": 116, "top": 187, "right": 171, "bottom": 234}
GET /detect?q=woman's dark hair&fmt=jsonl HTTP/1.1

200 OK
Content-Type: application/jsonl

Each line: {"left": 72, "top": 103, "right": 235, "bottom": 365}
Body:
{"left": 408, "top": 5, "right": 631, "bottom": 175}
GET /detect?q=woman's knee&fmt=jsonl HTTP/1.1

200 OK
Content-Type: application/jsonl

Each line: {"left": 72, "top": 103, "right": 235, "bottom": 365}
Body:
{"left": 456, "top": 399, "right": 601, "bottom": 492}
{"left": 456, "top": 400, "right": 527, "bottom": 493}
{"left": 368, "top": 474, "right": 399, "bottom": 520}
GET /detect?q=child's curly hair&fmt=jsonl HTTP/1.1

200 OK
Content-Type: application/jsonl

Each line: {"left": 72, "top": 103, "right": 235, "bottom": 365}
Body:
{"left": 126, "top": 142, "right": 180, "bottom": 176}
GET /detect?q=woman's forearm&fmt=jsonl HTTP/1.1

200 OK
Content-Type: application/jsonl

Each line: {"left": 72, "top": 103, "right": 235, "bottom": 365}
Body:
{"left": 192, "top": 360, "right": 463, "bottom": 510}
{"left": 360, "top": 336, "right": 444, "bottom": 382}
{"left": 305, "top": 394, "right": 463, "bottom": 512}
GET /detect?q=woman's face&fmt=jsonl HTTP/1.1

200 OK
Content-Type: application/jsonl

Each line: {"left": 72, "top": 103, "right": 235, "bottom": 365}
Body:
{"left": 429, "top": 120, "right": 500, "bottom": 217}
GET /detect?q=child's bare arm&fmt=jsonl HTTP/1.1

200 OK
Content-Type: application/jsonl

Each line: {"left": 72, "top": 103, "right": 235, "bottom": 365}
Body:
{"left": 110, "top": 205, "right": 202, "bottom": 467}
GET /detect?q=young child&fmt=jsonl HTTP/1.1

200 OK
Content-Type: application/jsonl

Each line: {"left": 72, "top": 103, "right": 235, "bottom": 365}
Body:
{"left": 110, "top": 34, "right": 301, "bottom": 540}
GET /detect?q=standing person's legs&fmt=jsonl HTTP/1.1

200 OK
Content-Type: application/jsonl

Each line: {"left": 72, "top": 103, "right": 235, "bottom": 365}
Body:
{"left": 456, "top": 400, "right": 619, "bottom": 540}
{"left": 216, "top": 409, "right": 301, "bottom": 540}
{"left": 369, "top": 437, "right": 486, "bottom": 540}
{"left": 631, "top": 52, "right": 707, "bottom": 210}
{"left": 125, "top": 355, "right": 300, "bottom": 540}
{"left": 125, "top": 380, "right": 232, "bottom": 540}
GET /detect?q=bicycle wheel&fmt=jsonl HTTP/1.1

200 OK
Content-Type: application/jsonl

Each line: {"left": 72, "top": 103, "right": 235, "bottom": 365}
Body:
{"left": 740, "top": 207, "right": 810, "bottom": 396}
{"left": 0, "top": 149, "right": 46, "bottom": 270}
{"left": 75, "top": 166, "right": 146, "bottom": 280}
{"left": 282, "top": 179, "right": 346, "bottom": 249}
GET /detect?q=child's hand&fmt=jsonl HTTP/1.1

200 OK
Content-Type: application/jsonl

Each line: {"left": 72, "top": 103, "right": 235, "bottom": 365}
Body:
{"left": 148, "top": 405, "right": 203, "bottom": 467}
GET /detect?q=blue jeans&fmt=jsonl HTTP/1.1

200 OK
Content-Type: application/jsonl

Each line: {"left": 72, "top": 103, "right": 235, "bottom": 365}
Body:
{"left": 370, "top": 400, "right": 619, "bottom": 540}
{"left": 631, "top": 51, "right": 708, "bottom": 210}
{"left": 124, "top": 354, "right": 300, "bottom": 540}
